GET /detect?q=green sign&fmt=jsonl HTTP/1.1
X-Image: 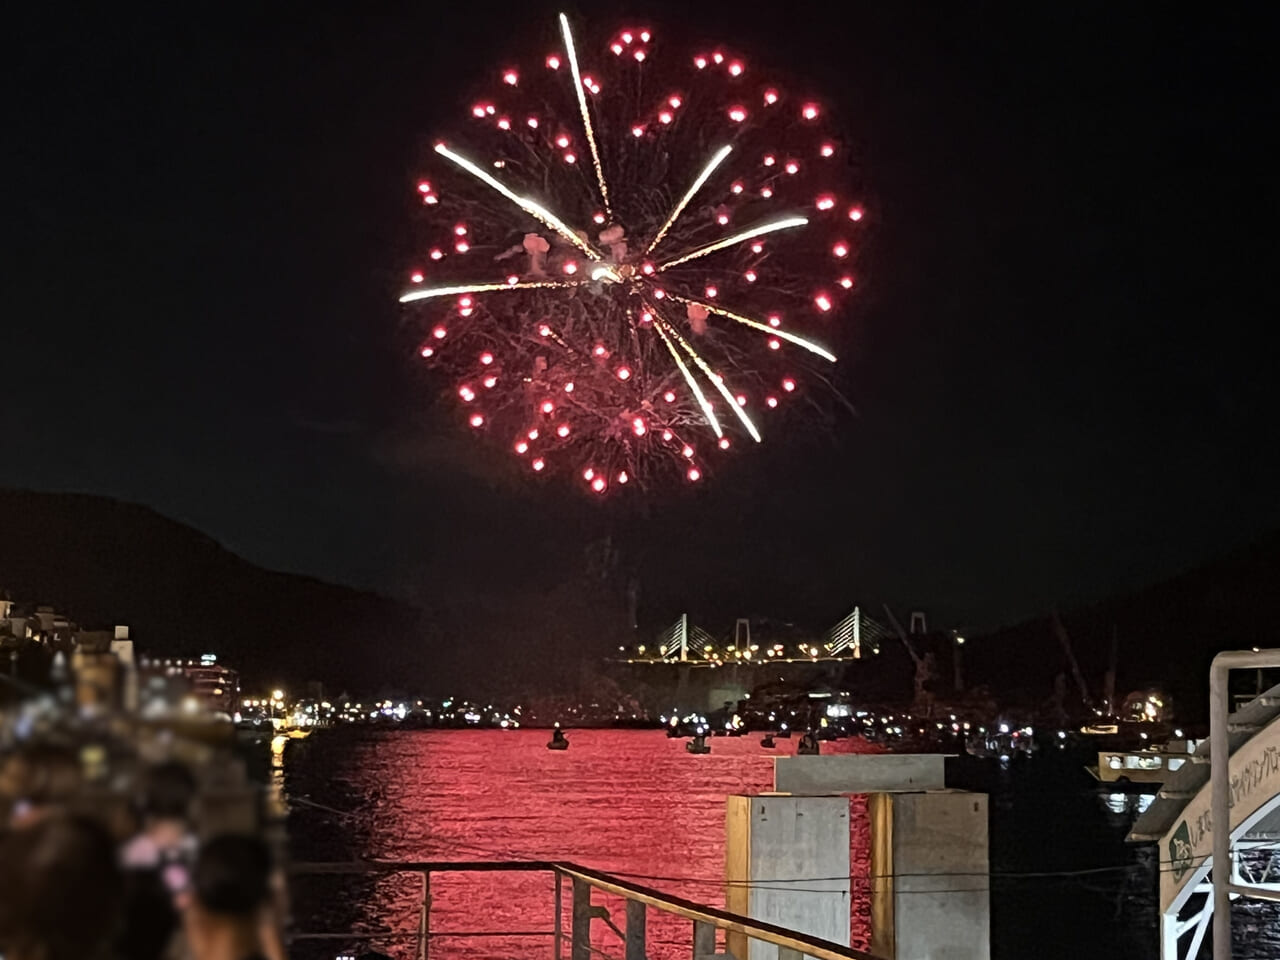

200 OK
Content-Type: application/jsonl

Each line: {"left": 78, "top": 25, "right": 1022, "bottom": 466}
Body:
{"left": 1169, "top": 820, "right": 1193, "bottom": 881}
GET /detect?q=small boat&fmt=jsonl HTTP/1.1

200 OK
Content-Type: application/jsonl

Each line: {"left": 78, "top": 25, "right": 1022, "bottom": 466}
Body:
{"left": 1087, "top": 737, "right": 1198, "bottom": 786}
{"left": 547, "top": 726, "right": 569, "bottom": 751}
{"left": 686, "top": 734, "right": 711, "bottom": 754}
{"left": 760, "top": 734, "right": 776, "bottom": 748}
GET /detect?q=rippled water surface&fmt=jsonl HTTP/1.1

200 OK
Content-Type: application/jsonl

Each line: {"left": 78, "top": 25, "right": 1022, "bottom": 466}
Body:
{"left": 285, "top": 729, "right": 876, "bottom": 960}
{"left": 283, "top": 729, "right": 1278, "bottom": 960}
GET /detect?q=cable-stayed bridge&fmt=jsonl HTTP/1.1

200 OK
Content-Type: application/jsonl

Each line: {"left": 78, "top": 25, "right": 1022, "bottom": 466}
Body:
{"left": 629, "top": 607, "right": 898, "bottom": 665}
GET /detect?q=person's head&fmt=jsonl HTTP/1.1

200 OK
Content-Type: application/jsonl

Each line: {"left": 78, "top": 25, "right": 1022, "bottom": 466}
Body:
{"left": 183, "top": 833, "right": 274, "bottom": 951}
{"left": 0, "top": 743, "right": 82, "bottom": 826}
{"left": 139, "top": 760, "right": 196, "bottom": 829}
{"left": 0, "top": 814, "right": 123, "bottom": 960}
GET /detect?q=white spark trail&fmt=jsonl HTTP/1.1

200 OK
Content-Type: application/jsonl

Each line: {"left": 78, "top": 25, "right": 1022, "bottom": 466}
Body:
{"left": 666, "top": 293, "right": 838, "bottom": 363}
{"left": 656, "top": 216, "right": 809, "bottom": 271}
{"left": 399, "top": 279, "right": 585, "bottom": 304}
{"left": 433, "top": 143, "right": 602, "bottom": 260}
{"left": 649, "top": 310, "right": 723, "bottom": 438}
{"left": 645, "top": 145, "right": 733, "bottom": 256}
{"left": 559, "top": 13, "right": 612, "bottom": 217}
{"left": 656, "top": 314, "right": 762, "bottom": 443}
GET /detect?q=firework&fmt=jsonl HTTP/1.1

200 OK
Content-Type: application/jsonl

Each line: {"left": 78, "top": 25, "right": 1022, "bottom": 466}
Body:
{"left": 401, "top": 14, "right": 863, "bottom": 492}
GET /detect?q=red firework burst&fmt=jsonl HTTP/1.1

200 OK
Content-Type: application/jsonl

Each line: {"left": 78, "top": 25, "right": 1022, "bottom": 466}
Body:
{"left": 401, "top": 14, "right": 863, "bottom": 493}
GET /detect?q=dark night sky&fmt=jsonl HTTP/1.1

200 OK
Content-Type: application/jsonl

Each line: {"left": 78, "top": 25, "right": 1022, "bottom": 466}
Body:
{"left": 6, "top": 2, "right": 1275, "bottom": 636}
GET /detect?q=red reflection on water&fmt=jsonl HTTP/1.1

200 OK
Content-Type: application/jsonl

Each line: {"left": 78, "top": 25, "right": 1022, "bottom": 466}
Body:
{"left": 294, "top": 730, "right": 878, "bottom": 960}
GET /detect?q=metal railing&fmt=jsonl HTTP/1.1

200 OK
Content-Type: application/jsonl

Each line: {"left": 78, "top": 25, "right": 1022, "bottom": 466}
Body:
{"left": 289, "top": 859, "right": 880, "bottom": 960}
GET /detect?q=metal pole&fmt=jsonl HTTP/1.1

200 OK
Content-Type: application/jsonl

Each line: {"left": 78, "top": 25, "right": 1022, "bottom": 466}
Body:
{"left": 554, "top": 870, "right": 563, "bottom": 960}
{"left": 625, "top": 900, "right": 646, "bottom": 960}
{"left": 1211, "top": 656, "right": 1230, "bottom": 960}
{"left": 572, "top": 877, "right": 592, "bottom": 960}
{"left": 1208, "top": 648, "right": 1280, "bottom": 960}
{"left": 417, "top": 871, "right": 432, "bottom": 960}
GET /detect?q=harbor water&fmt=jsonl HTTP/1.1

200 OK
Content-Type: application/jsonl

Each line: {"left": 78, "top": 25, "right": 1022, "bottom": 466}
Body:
{"left": 282, "top": 728, "right": 1275, "bottom": 960}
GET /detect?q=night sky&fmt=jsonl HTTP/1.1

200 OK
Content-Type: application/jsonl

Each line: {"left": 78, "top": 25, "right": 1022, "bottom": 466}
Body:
{"left": 7, "top": 3, "right": 1274, "bottom": 637}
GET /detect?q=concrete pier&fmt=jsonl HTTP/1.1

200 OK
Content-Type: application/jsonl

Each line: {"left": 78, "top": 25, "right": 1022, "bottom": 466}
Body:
{"left": 869, "top": 791, "right": 989, "bottom": 960}
{"left": 762, "top": 755, "right": 990, "bottom": 960}
{"left": 726, "top": 795, "right": 852, "bottom": 960}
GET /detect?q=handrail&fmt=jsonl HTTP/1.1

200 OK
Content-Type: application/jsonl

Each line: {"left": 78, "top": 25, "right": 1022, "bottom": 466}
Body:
{"left": 291, "top": 859, "right": 555, "bottom": 874}
{"left": 289, "top": 859, "right": 881, "bottom": 960}
{"left": 558, "top": 862, "right": 878, "bottom": 960}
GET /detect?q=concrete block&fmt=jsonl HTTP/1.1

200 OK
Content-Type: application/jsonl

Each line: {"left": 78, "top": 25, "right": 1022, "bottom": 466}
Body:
{"left": 869, "top": 791, "right": 989, "bottom": 960}
{"left": 726, "top": 795, "right": 851, "bottom": 960}
{"left": 774, "top": 754, "right": 948, "bottom": 794}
